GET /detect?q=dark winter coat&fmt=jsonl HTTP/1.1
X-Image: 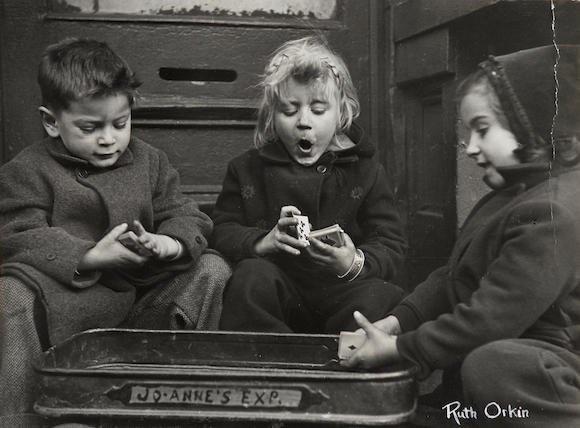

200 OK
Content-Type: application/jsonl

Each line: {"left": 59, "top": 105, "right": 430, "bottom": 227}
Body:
{"left": 211, "top": 124, "right": 406, "bottom": 282}
{"left": 0, "top": 136, "right": 212, "bottom": 343}
{"left": 394, "top": 45, "right": 580, "bottom": 378}
{"left": 394, "top": 163, "right": 580, "bottom": 377}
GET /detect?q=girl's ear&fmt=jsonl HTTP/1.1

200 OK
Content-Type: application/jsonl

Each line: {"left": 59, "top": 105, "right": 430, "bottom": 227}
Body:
{"left": 38, "top": 106, "right": 60, "bottom": 138}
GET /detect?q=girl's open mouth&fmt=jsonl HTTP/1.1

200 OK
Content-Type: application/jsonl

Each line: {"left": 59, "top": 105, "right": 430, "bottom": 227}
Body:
{"left": 298, "top": 139, "right": 313, "bottom": 153}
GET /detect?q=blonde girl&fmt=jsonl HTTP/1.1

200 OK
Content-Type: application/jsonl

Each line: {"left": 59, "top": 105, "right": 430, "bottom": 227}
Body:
{"left": 212, "top": 36, "right": 406, "bottom": 333}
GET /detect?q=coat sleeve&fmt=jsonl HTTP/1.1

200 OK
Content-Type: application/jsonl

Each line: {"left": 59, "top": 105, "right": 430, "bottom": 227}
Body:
{"left": 396, "top": 199, "right": 579, "bottom": 378}
{"left": 390, "top": 265, "right": 454, "bottom": 331}
{"left": 356, "top": 164, "right": 407, "bottom": 280}
{"left": 150, "top": 149, "right": 213, "bottom": 264}
{"left": 210, "top": 160, "right": 268, "bottom": 262}
{"left": 0, "top": 156, "right": 95, "bottom": 286}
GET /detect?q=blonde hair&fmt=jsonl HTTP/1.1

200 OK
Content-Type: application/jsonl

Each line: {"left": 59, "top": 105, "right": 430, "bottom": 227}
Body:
{"left": 254, "top": 36, "right": 360, "bottom": 148}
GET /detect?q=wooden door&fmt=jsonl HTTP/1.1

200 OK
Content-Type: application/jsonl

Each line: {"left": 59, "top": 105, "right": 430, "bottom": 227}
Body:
{"left": 388, "top": 0, "right": 580, "bottom": 289}
{"left": 0, "top": 0, "right": 383, "bottom": 214}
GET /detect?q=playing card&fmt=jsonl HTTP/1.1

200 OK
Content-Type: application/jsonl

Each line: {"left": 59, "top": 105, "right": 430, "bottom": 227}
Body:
{"left": 309, "top": 224, "right": 344, "bottom": 247}
{"left": 292, "top": 214, "right": 311, "bottom": 242}
{"left": 118, "top": 231, "right": 153, "bottom": 257}
{"left": 338, "top": 331, "right": 366, "bottom": 360}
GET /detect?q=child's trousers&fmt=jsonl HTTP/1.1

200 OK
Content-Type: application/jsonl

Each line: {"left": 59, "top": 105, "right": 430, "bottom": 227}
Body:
{"left": 0, "top": 277, "right": 44, "bottom": 428}
{"left": 219, "top": 257, "right": 405, "bottom": 333}
{"left": 0, "top": 252, "right": 231, "bottom": 427}
{"left": 460, "top": 338, "right": 580, "bottom": 427}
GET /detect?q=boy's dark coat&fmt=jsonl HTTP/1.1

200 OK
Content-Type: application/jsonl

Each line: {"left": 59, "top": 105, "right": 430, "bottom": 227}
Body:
{"left": 0, "top": 137, "right": 212, "bottom": 343}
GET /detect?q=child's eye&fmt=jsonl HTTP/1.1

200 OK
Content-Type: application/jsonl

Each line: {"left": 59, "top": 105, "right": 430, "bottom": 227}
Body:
{"left": 79, "top": 126, "right": 95, "bottom": 134}
{"left": 476, "top": 127, "right": 488, "bottom": 138}
{"left": 114, "top": 121, "right": 127, "bottom": 129}
{"left": 311, "top": 103, "right": 328, "bottom": 115}
{"left": 282, "top": 109, "right": 297, "bottom": 117}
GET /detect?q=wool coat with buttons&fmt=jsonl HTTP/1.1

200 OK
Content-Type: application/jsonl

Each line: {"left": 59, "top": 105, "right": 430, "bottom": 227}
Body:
{"left": 393, "top": 45, "right": 580, "bottom": 379}
{"left": 393, "top": 164, "right": 580, "bottom": 378}
{"left": 0, "top": 136, "right": 212, "bottom": 342}
{"left": 211, "top": 124, "right": 407, "bottom": 282}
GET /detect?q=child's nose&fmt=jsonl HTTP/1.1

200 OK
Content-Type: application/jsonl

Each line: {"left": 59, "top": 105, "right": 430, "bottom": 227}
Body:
{"left": 297, "top": 110, "right": 312, "bottom": 129}
{"left": 99, "top": 128, "right": 116, "bottom": 145}
{"left": 465, "top": 136, "right": 479, "bottom": 157}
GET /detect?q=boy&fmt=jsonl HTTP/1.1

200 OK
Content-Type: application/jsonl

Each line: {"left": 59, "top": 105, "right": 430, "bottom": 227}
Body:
{"left": 0, "top": 38, "right": 230, "bottom": 424}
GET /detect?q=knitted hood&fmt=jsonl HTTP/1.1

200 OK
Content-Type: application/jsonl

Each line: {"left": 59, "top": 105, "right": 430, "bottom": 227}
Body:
{"left": 480, "top": 44, "right": 580, "bottom": 164}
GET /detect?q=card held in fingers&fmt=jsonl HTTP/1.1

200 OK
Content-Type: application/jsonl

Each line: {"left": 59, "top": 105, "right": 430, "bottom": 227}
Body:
{"left": 292, "top": 214, "right": 311, "bottom": 243}
{"left": 118, "top": 231, "right": 153, "bottom": 257}
{"left": 338, "top": 331, "right": 367, "bottom": 360}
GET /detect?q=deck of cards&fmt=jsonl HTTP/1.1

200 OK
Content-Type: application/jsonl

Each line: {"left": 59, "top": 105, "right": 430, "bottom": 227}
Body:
{"left": 309, "top": 224, "right": 345, "bottom": 247}
{"left": 291, "top": 214, "right": 345, "bottom": 247}
{"left": 338, "top": 331, "right": 367, "bottom": 360}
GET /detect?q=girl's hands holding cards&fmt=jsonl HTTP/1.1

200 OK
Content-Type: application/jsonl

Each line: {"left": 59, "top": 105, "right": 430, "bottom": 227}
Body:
{"left": 340, "top": 311, "right": 401, "bottom": 369}
{"left": 307, "top": 231, "right": 357, "bottom": 276}
{"left": 254, "top": 205, "right": 309, "bottom": 256}
{"left": 354, "top": 314, "right": 401, "bottom": 336}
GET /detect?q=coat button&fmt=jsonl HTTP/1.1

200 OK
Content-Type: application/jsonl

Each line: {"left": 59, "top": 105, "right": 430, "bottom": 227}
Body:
{"left": 195, "top": 236, "right": 203, "bottom": 244}
{"left": 317, "top": 165, "right": 327, "bottom": 174}
{"left": 46, "top": 253, "right": 56, "bottom": 261}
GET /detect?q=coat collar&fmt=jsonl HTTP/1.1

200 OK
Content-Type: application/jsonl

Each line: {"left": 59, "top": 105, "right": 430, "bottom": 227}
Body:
{"left": 258, "top": 122, "right": 375, "bottom": 165}
{"left": 497, "top": 162, "right": 579, "bottom": 193}
{"left": 45, "top": 136, "right": 135, "bottom": 170}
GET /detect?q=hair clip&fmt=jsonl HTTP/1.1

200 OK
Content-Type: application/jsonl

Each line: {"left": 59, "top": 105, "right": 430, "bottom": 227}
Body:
{"left": 320, "top": 56, "right": 340, "bottom": 82}
{"left": 267, "top": 53, "right": 288, "bottom": 75}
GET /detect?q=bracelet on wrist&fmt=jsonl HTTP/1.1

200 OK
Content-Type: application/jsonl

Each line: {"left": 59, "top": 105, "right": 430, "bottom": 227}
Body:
{"left": 337, "top": 249, "right": 365, "bottom": 282}
{"left": 337, "top": 253, "right": 356, "bottom": 279}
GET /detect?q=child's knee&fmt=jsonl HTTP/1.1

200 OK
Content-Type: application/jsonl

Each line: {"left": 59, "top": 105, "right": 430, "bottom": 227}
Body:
{"left": 225, "top": 258, "right": 285, "bottom": 299}
{"left": 462, "top": 341, "right": 503, "bottom": 391}
{"left": 232, "top": 258, "right": 281, "bottom": 280}
{"left": 461, "top": 339, "right": 527, "bottom": 401}
{"left": 386, "top": 282, "right": 406, "bottom": 305}
{"left": 197, "top": 251, "right": 232, "bottom": 282}
{"left": 0, "top": 276, "right": 37, "bottom": 318}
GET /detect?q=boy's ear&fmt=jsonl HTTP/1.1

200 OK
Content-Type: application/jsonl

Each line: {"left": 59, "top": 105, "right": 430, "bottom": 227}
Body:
{"left": 38, "top": 106, "right": 60, "bottom": 138}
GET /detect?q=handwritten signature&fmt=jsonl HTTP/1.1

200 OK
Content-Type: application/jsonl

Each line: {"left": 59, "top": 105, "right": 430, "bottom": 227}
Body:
{"left": 442, "top": 401, "right": 530, "bottom": 425}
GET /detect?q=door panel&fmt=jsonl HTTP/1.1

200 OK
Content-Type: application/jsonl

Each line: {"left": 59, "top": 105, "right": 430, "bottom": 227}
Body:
{"left": 403, "top": 87, "right": 456, "bottom": 287}
{"left": 1, "top": 0, "right": 376, "bottom": 213}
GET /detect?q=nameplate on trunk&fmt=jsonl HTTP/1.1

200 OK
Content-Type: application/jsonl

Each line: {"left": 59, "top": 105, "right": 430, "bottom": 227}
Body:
{"left": 107, "top": 383, "right": 328, "bottom": 409}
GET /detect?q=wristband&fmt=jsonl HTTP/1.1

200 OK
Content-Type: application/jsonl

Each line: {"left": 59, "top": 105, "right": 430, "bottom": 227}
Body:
{"left": 337, "top": 253, "right": 355, "bottom": 279}
{"left": 168, "top": 237, "right": 184, "bottom": 261}
{"left": 337, "top": 249, "right": 365, "bottom": 282}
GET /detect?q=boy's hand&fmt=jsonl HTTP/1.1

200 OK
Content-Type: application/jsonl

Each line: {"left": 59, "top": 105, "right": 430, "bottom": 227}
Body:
{"left": 306, "top": 231, "right": 356, "bottom": 276}
{"left": 130, "top": 220, "right": 183, "bottom": 260}
{"left": 340, "top": 311, "right": 402, "bottom": 369}
{"left": 78, "top": 223, "right": 149, "bottom": 271}
{"left": 254, "top": 206, "right": 310, "bottom": 256}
